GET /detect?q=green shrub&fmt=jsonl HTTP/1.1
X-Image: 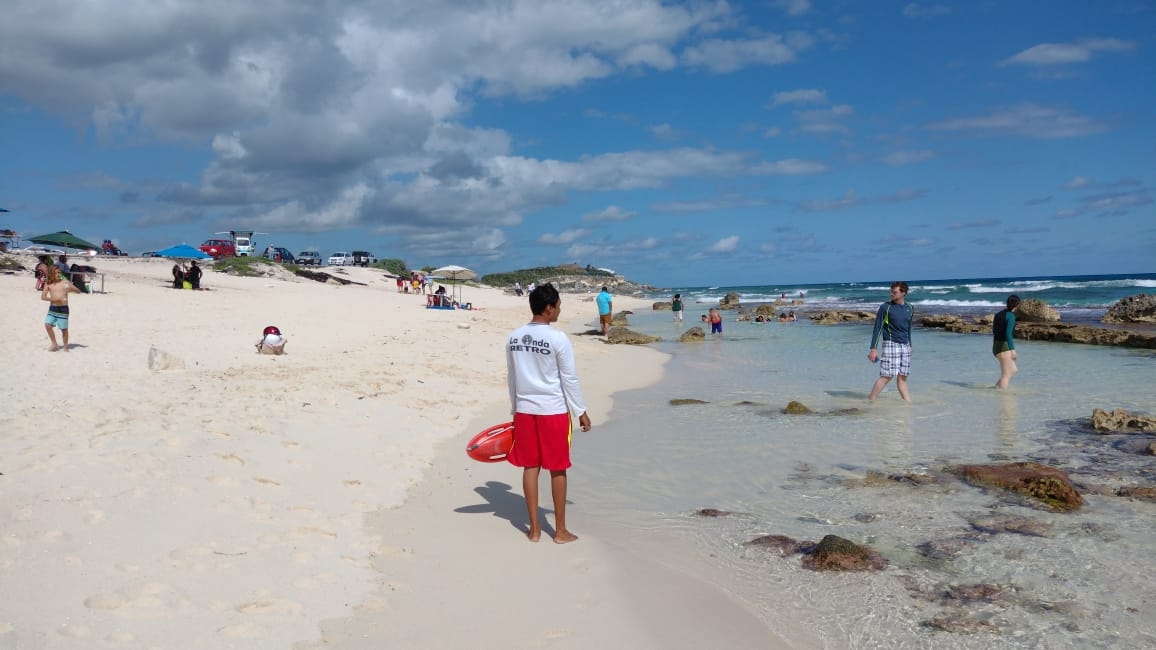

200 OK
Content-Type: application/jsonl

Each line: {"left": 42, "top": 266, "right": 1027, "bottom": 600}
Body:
{"left": 372, "top": 258, "right": 407, "bottom": 276}
{"left": 211, "top": 256, "right": 279, "bottom": 277}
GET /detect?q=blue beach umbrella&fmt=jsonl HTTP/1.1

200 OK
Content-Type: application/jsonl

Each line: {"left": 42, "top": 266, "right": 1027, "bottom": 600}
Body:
{"left": 155, "top": 244, "right": 212, "bottom": 260}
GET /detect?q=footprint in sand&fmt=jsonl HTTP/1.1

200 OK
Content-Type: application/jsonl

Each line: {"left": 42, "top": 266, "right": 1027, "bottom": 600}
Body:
{"left": 216, "top": 623, "right": 265, "bottom": 639}
{"left": 84, "top": 509, "right": 105, "bottom": 525}
{"left": 216, "top": 453, "right": 246, "bottom": 466}
{"left": 58, "top": 624, "right": 90, "bottom": 638}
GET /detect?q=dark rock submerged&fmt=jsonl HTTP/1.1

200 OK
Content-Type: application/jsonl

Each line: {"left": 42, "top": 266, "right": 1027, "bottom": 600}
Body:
{"left": 952, "top": 462, "right": 1083, "bottom": 512}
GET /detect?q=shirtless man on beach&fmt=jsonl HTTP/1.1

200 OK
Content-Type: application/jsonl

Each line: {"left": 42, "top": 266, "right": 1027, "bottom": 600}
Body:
{"left": 506, "top": 283, "right": 592, "bottom": 543}
{"left": 42, "top": 265, "right": 81, "bottom": 351}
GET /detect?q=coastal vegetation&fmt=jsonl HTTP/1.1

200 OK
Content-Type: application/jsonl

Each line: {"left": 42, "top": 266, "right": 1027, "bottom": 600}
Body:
{"left": 210, "top": 256, "right": 285, "bottom": 277}
{"left": 481, "top": 264, "right": 613, "bottom": 288}
{"left": 371, "top": 258, "right": 407, "bottom": 276}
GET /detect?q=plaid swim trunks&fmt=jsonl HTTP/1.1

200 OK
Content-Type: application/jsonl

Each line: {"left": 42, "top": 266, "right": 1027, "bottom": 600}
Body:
{"left": 879, "top": 340, "right": 910, "bottom": 378}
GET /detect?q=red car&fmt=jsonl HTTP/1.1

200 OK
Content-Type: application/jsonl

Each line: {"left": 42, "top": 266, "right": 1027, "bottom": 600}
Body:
{"left": 199, "top": 238, "right": 236, "bottom": 259}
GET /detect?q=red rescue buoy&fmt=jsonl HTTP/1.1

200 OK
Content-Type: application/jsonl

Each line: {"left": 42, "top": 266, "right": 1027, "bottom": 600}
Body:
{"left": 465, "top": 422, "right": 515, "bottom": 463}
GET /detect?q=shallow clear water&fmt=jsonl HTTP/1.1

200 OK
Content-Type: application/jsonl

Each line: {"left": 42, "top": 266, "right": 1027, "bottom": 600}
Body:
{"left": 573, "top": 308, "right": 1156, "bottom": 649}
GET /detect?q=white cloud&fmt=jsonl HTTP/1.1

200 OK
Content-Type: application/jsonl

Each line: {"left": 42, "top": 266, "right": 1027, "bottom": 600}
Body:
{"left": 752, "top": 159, "right": 828, "bottom": 175}
{"left": 926, "top": 103, "right": 1106, "bottom": 139}
{"left": 538, "top": 229, "right": 590, "bottom": 245}
{"left": 582, "top": 206, "right": 637, "bottom": 222}
{"left": 799, "top": 189, "right": 925, "bottom": 212}
{"left": 947, "top": 219, "right": 1001, "bottom": 230}
{"left": 764, "top": 127, "right": 781, "bottom": 137}
{"left": 774, "top": 0, "right": 812, "bottom": 16}
{"left": 1061, "top": 176, "right": 1094, "bottom": 189}
{"left": 707, "top": 235, "right": 740, "bottom": 253}
{"left": 681, "top": 35, "right": 807, "bottom": 73}
{"left": 880, "top": 150, "right": 934, "bottom": 166}
{"left": 794, "top": 104, "right": 854, "bottom": 134}
{"left": 651, "top": 123, "right": 676, "bottom": 140}
{"left": 770, "top": 88, "right": 827, "bottom": 107}
{"left": 1001, "top": 38, "right": 1136, "bottom": 66}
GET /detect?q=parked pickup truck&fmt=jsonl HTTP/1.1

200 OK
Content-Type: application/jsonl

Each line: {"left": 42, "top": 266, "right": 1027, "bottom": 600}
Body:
{"left": 351, "top": 251, "right": 376, "bottom": 267}
{"left": 296, "top": 251, "right": 322, "bottom": 266}
{"left": 328, "top": 251, "right": 353, "bottom": 266}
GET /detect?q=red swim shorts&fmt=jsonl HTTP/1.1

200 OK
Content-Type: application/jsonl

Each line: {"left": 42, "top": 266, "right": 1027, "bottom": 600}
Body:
{"left": 509, "top": 412, "right": 573, "bottom": 471}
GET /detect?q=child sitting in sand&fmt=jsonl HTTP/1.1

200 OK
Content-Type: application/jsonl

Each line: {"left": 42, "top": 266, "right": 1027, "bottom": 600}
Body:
{"left": 255, "top": 325, "right": 288, "bottom": 355}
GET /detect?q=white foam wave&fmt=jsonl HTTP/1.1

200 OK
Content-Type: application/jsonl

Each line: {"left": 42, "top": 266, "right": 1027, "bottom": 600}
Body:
{"left": 913, "top": 299, "right": 1003, "bottom": 307}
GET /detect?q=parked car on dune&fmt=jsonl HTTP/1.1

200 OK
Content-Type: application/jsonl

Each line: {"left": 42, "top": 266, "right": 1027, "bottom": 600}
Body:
{"left": 328, "top": 251, "right": 352, "bottom": 266}
{"left": 296, "top": 251, "right": 322, "bottom": 266}
{"left": 261, "top": 246, "right": 295, "bottom": 264}
{"left": 351, "top": 251, "right": 376, "bottom": 267}
{"left": 199, "top": 238, "right": 236, "bottom": 259}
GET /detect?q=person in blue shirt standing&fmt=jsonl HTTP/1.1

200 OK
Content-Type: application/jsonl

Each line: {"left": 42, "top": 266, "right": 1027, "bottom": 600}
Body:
{"left": 867, "top": 281, "right": 915, "bottom": 402}
{"left": 596, "top": 286, "right": 613, "bottom": 336}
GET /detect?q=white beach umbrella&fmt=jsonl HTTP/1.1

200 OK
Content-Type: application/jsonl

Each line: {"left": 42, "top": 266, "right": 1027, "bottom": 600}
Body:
{"left": 431, "top": 265, "right": 477, "bottom": 306}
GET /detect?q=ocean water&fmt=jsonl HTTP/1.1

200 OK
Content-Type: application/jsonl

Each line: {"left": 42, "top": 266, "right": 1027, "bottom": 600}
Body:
{"left": 661, "top": 273, "right": 1156, "bottom": 325}
{"left": 572, "top": 276, "right": 1156, "bottom": 649}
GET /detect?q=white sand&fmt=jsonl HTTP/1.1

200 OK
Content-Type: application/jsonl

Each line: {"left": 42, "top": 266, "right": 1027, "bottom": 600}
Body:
{"left": 0, "top": 255, "right": 792, "bottom": 649}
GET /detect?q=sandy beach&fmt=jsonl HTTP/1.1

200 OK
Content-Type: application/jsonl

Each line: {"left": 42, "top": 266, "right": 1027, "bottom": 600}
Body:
{"left": 0, "top": 255, "right": 792, "bottom": 649}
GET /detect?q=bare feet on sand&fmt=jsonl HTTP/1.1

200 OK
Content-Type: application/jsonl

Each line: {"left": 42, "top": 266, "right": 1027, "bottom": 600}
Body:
{"left": 526, "top": 529, "right": 541, "bottom": 543}
{"left": 48, "top": 345, "right": 60, "bottom": 352}
{"left": 553, "top": 530, "right": 578, "bottom": 544}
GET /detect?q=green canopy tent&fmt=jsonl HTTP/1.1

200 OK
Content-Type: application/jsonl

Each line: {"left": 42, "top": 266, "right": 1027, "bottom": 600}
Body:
{"left": 27, "top": 230, "right": 100, "bottom": 251}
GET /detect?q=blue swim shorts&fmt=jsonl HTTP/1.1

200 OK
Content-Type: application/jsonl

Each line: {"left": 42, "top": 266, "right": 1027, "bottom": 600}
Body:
{"left": 45, "top": 305, "right": 70, "bottom": 330}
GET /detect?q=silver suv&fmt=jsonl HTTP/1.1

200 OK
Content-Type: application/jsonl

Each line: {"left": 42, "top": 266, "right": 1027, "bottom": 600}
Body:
{"left": 297, "top": 251, "right": 322, "bottom": 266}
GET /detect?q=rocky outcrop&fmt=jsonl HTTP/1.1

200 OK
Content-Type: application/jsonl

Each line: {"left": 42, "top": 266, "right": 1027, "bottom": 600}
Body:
{"left": 605, "top": 327, "right": 660, "bottom": 345}
{"left": 745, "top": 534, "right": 811, "bottom": 556}
{"left": 718, "top": 292, "right": 742, "bottom": 310}
{"left": 783, "top": 400, "right": 812, "bottom": 414}
{"left": 679, "top": 326, "right": 706, "bottom": 342}
{"left": 1103, "top": 293, "right": 1156, "bottom": 323}
{"left": 611, "top": 310, "right": 631, "bottom": 326}
{"left": 968, "top": 513, "right": 1051, "bottom": 537}
{"left": 694, "top": 508, "right": 732, "bottom": 517}
{"left": 952, "top": 462, "right": 1083, "bottom": 511}
{"left": 918, "top": 316, "right": 1156, "bottom": 349}
{"left": 652, "top": 301, "right": 672, "bottom": 311}
{"left": 809, "top": 310, "right": 875, "bottom": 324}
{"left": 1016, "top": 298, "right": 1060, "bottom": 322}
{"left": 800, "top": 535, "right": 888, "bottom": 571}
{"left": 1015, "top": 322, "right": 1156, "bottom": 348}
{"left": 1090, "top": 408, "right": 1156, "bottom": 433}
{"left": 919, "top": 314, "right": 988, "bottom": 334}
{"left": 669, "top": 398, "right": 709, "bottom": 405}
{"left": 1115, "top": 486, "right": 1156, "bottom": 501}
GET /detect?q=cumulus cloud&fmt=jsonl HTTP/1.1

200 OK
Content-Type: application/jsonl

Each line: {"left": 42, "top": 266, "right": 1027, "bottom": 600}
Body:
{"left": 794, "top": 104, "right": 854, "bottom": 134}
{"left": 682, "top": 35, "right": 808, "bottom": 73}
{"left": 1001, "top": 38, "right": 1136, "bottom": 66}
{"left": 798, "top": 189, "right": 925, "bottom": 212}
{"left": 582, "top": 206, "right": 637, "bottom": 222}
{"left": 774, "top": 0, "right": 812, "bottom": 16}
{"left": 926, "top": 103, "right": 1106, "bottom": 139}
{"left": 770, "top": 88, "right": 827, "bottom": 107}
{"left": 0, "top": 0, "right": 818, "bottom": 258}
{"left": 707, "top": 235, "right": 740, "bottom": 253}
{"left": 538, "top": 229, "right": 591, "bottom": 245}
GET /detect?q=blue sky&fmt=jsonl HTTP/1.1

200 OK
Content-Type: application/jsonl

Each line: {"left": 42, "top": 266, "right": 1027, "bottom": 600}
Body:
{"left": 1, "top": 0, "right": 1152, "bottom": 286}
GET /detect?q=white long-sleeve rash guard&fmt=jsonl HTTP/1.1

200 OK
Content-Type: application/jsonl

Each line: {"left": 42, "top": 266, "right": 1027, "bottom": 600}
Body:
{"left": 506, "top": 322, "right": 587, "bottom": 416}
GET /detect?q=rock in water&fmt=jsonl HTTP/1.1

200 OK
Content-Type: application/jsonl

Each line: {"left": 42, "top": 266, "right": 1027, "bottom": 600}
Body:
{"left": 1016, "top": 298, "right": 1061, "bottom": 322}
{"left": 953, "top": 462, "right": 1083, "bottom": 511}
{"left": 1090, "top": 408, "right": 1156, "bottom": 433}
{"left": 783, "top": 400, "right": 812, "bottom": 414}
{"left": 800, "top": 534, "right": 887, "bottom": 571}
{"left": 679, "top": 327, "right": 706, "bottom": 342}
{"left": 606, "top": 327, "right": 661, "bottom": 345}
{"left": 1102, "top": 293, "right": 1156, "bottom": 323}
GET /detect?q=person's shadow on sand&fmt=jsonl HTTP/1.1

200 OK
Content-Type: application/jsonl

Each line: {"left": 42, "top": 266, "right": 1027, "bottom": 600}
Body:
{"left": 454, "top": 480, "right": 559, "bottom": 539}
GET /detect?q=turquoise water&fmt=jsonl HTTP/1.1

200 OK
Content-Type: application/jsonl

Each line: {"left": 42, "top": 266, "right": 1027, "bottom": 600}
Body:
{"left": 573, "top": 307, "right": 1156, "bottom": 649}
{"left": 650, "top": 273, "right": 1156, "bottom": 326}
